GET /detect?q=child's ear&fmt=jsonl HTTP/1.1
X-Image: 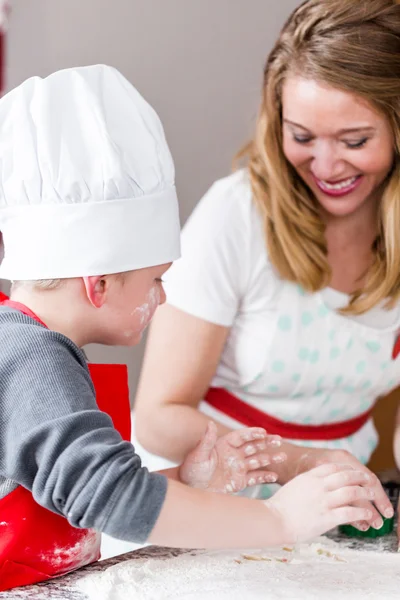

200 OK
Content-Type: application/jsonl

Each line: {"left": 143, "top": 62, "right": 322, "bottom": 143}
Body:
{"left": 83, "top": 276, "right": 107, "bottom": 308}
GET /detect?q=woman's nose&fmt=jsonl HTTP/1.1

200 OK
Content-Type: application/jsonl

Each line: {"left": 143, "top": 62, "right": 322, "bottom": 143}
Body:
{"left": 311, "top": 142, "right": 344, "bottom": 181}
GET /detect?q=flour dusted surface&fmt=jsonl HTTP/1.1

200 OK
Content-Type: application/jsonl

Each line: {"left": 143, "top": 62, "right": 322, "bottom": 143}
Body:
{"left": 77, "top": 537, "right": 400, "bottom": 600}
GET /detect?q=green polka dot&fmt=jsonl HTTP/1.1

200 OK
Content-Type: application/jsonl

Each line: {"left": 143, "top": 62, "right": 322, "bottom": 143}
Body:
{"left": 359, "top": 455, "right": 368, "bottom": 465}
{"left": 356, "top": 360, "right": 366, "bottom": 374}
{"left": 360, "top": 399, "right": 370, "bottom": 411}
{"left": 316, "top": 376, "right": 324, "bottom": 388}
{"left": 347, "top": 338, "right": 354, "bottom": 350}
{"left": 309, "top": 350, "right": 320, "bottom": 364}
{"left": 322, "top": 394, "right": 332, "bottom": 406}
{"left": 329, "top": 409, "right": 342, "bottom": 420}
{"left": 368, "top": 438, "right": 377, "bottom": 451}
{"left": 366, "top": 341, "right": 381, "bottom": 353}
{"left": 302, "top": 416, "right": 313, "bottom": 424}
{"left": 291, "top": 392, "right": 303, "bottom": 399}
{"left": 381, "top": 361, "right": 389, "bottom": 371}
{"left": 330, "top": 347, "right": 340, "bottom": 360}
{"left": 361, "top": 380, "right": 372, "bottom": 390}
{"left": 329, "top": 329, "right": 336, "bottom": 341}
{"left": 299, "top": 348, "right": 309, "bottom": 361}
{"left": 331, "top": 440, "right": 341, "bottom": 449}
{"left": 258, "top": 485, "right": 275, "bottom": 500}
{"left": 388, "top": 379, "right": 396, "bottom": 388}
{"left": 297, "top": 285, "right": 306, "bottom": 296}
{"left": 301, "top": 312, "right": 314, "bottom": 326}
{"left": 315, "top": 389, "right": 324, "bottom": 396}
{"left": 272, "top": 360, "right": 285, "bottom": 373}
{"left": 318, "top": 305, "right": 329, "bottom": 318}
{"left": 278, "top": 315, "right": 292, "bottom": 332}
{"left": 335, "top": 376, "right": 343, "bottom": 386}
{"left": 344, "top": 385, "right": 356, "bottom": 393}
{"left": 267, "top": 385, "right": 279, "bottom": 393}
{"left": 292, "top": 373, "right": 301, "bottom": 382}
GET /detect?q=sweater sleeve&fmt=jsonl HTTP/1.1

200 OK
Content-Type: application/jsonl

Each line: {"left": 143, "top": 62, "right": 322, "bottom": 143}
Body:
{"left": 0, "top": 310, "right": 167, "bottom": 543}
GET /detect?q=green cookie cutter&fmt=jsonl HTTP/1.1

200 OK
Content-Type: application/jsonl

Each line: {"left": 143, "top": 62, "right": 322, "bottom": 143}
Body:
{"left": 339, "top": 516, "right": 394, "bottom": 538}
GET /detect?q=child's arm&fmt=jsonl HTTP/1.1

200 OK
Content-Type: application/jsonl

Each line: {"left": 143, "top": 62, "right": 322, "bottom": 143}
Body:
{"left": 0, "top": 322, "right": 374, "bottom": 549}
{"left": 149, "top": 463, "right": 374, "bottom": 548}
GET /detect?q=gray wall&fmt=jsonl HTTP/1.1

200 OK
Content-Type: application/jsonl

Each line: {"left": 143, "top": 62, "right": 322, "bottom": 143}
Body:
{"left": 4, "top": 0, "right": 301, "bottom": 401}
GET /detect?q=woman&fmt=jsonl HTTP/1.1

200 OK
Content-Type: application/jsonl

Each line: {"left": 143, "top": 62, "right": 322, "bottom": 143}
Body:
{"left": 134, "top": 0, "right": 399, "bottom": 530}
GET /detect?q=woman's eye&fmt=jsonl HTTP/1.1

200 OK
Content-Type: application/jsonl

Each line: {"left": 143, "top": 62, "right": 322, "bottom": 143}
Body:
{"left": 293, "top": 136, "right": 313, "bottom": 144}
{"left": 344, "top": 138, "right": 368, "bottom": 149}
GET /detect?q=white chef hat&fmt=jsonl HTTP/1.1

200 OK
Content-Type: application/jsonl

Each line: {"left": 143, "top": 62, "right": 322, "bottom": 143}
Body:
{"left": 0, "top": 64, "right": 181, "bottom": 280}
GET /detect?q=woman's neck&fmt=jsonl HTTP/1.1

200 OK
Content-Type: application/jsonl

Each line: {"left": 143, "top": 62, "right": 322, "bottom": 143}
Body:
{"left": 323, "top": 204, "right": 378, "bottom": 294}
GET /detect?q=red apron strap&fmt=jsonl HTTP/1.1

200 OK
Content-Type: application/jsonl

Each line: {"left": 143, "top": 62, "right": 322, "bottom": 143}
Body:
{"left": 204, "top": 387, "right": 373, "bottom": 441}
{"left": 0, "top": 299, "right": 47, "bottom": 326}
{"left": 88, "top": 363, "right": 131, "bottom": 441}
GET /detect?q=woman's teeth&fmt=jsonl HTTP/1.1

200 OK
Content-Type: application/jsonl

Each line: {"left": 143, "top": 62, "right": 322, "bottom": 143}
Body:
{"left": 318, "top": 176, "right": 358, "bottom": 190}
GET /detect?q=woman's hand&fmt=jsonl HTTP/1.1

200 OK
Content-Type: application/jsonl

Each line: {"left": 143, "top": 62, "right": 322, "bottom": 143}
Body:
{"left": 294, "top": 447, "right": 393, "bottom": 530}
{"left": 179, "top": 421, "right": 286, "bottom": 493}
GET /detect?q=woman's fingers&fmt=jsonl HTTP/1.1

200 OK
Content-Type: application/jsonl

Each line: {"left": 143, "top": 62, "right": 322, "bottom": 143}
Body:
{"left": 246, "top": 470, "right": 278, "bottom": 487}
{"left": 228, "top": 428, "right": 281, "bottom": 449}
{"left": 245, "top": 453, "right": 286, "bottom": 470}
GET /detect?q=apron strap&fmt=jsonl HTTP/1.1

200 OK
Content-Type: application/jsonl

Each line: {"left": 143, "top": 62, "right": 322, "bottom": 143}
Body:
{"left": 204, "top": 387, "right": 373, "bottom": 441}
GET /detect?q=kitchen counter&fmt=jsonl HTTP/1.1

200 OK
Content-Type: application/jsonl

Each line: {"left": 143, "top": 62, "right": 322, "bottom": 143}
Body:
{"left": 1, "top": 530, "right": 397, "bottom": 600}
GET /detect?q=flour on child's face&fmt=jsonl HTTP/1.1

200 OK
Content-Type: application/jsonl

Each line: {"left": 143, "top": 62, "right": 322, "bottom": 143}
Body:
{"left": 128, "top": 286, "right": 160, "bottom": 336}
{"left": 112, "top": 263, "right": 170, "bottom": 345}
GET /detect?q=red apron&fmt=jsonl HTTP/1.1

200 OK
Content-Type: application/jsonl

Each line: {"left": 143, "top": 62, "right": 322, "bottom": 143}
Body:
{"left": 204, "top": 387, "right": 373, "bottom": 441}
{"left": 0, "top": 299, "right": 132, "bottom": 591}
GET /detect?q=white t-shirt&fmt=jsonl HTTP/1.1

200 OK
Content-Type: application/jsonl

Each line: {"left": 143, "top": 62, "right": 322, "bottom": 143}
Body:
{"left": 164, "top": 170, "right": 400, "bottom": 465}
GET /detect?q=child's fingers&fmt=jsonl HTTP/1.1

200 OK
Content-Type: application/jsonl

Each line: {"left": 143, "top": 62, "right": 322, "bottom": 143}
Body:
{"left": 324, "top": 469, "right": 371, "bottom": 491}
{"left": 369, "top": 479, "right": 394, "bottom": 520}
{"left": 350, "top": 500, "right": 383, "bottom": 529}
{"left": 328, "top": 485, "right": 375, "bottom": 509}
{"left": 246, "top": 471, "right": 278, "bottom": 487}
{"left": 332, "top": 506, "right": 373, "bottom": 527}
{"left": 351, "top": 520, "right": 370, "bottom": 532}
{"left": 311, "top": 462, "right": 354, "bottom": 478}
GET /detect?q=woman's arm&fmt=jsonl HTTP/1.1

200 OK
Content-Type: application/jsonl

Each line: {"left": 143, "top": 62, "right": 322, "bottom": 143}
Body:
{"left": 135, "top": 304, "right": 324, "bottom": 485}
{"left": 135, "top": 304, "right": 232, "bottom": 462}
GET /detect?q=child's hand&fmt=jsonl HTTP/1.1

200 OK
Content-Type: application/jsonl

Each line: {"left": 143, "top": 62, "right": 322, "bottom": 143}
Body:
{"left": 179, "top": 421, "right": 286, "bottom": 493}
{"left": 292, "top": 447, "right": 393, "bottom": 531}
{"left": 266, "top": 463, "right": 375, "bottom": 544}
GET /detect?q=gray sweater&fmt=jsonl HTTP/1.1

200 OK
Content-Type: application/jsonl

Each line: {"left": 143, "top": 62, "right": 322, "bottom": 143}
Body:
{"left": 0, "top": 307, "right": 167, "bottom": 542}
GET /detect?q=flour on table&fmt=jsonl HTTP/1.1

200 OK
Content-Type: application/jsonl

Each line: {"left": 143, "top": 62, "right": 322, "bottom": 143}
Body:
{"left": 77, "top": 537, "right": 400, "bottom": 600}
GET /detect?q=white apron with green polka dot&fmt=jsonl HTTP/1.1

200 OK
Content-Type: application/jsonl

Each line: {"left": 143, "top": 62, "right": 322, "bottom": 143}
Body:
{"left": 201, "top": 282, "right": 400, "bottom": 467}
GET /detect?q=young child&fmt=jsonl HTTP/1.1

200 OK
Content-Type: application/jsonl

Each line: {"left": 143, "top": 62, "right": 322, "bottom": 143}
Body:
{"left": 0, "top": 65, "right": 375, "bottom": 592}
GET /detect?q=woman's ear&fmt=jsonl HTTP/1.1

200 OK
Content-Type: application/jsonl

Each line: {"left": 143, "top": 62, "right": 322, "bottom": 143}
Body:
{"left": 83, "top": 276, "right": 107, "bottom": 308}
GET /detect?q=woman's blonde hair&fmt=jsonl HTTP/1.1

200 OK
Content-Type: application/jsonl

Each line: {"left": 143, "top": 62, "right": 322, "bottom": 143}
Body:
{"left": 239, "top": 0, "right": 400, "bottom": 314}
